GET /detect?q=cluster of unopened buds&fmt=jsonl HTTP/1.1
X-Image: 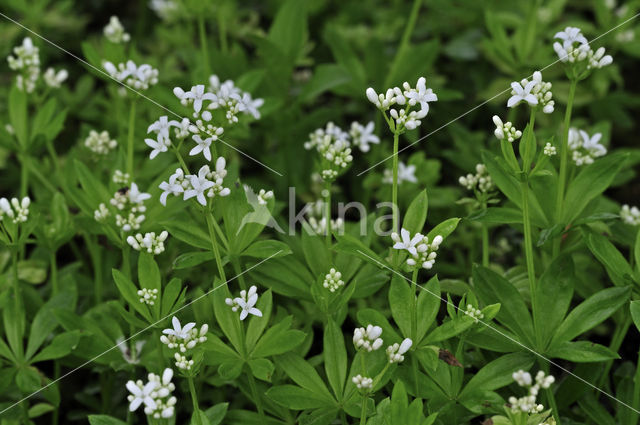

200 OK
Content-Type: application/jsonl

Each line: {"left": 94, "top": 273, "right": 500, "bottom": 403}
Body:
{"left": 353, "top": 325, "right": 383, "bottom": 352}
{"left": 383, "top": 161, "right": 417, "bottom": 185}
{"left": 104, "top": 16, "right": 130, "bottom": 43}
{"left": 459, "top": 163, "right": 494, "bottom": 194}
{"left": 507, "top": 71, "right": 554, "bottom": 113}
{"left": 7, "top": 37, "right": 67, "bottom": 93}
{"left": 464, "top": 304, "right": 484, "bottom": 323}
{"left": 126, "top": 368, "right": 176, "bottom": 419}
{"left": 226, "top": 285, "right": 264, "bottom": 320}
{"left": 352, "top": 374, "right": 373, "bottom": 391}
{"left": 543, "top": 142, "right": 557, "bottom": 156}
{"left": 568, "top": 128, "right": 607, "bottom": 166}
{"left": 306, "top": 200, "right": 344, "bottom": 236}
{"left": 386, "top": 338, "right": 412, "bottom": 363}
{"left": 553, "top": 26, "right": 613, "bottom": 69}
{"left": 304, "top": 122, "right": 354, "bottom": 181}
{"left": 0, "top": 197, "right": 31, "bottom": 224}
{"left": 492, "top": 116, "right": 522, "bottom": 143}
{"left": 508, "top": 370, "right": 555, "bottom": 414}
{"left": 137, "top": 288, "right": 158, "bottom": 305}
{"left": 621, "top": 204, "right": 640, "bottom": 226}
{"left": 85, "top": 130, "right": 117, "bottom": 155}
{"left": 158, "top": 158, "right": 231, "bottom": 207}
{"left": 99, "top": 182, "right": 150, "bottom": 232}
{"left": 113, "top": 170, "right": 131, "bottom": 185}
{"left": 256, "top": 189, "right": 274, "bottom": 205}
{"left": 366, "top": 76, "right": 437, "bottom": 131}
{"left": 127, "top": 231, "right": 168, "bottom": 255}
{"left": 391, "top": 228, "right": 443, "bottom": 271}
{"left": 322, "top": 268, "right": 344, "bottom": 292}
{"left": 161, "top": 317, "right": 208, "bottom": 370}
{"left": 103, "top": 60, "right": 159, "bottom": 91}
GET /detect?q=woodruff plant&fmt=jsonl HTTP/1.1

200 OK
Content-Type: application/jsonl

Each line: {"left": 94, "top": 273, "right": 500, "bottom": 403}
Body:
{"left": 1, "top": 3, "right": 640, "bottom": 425}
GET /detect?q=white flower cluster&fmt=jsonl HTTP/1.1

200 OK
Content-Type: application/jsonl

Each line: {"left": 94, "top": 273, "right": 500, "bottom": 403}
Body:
{"left": 543, "top": 142, "right": 557, "bottom": 156}
{"left": 366, "top": 76, "right": 437, "bottom": 131}
{"left": 349, "top": 121, "right": 380, "bottom": 152}
{"left": 492, "top": 116, "right": 522, "bottom": 143}
{"left": 509, "top": 370, "right": 555, "bottom": 414}
{"left": 161, "top": 317, "right": 208, "bottom": 371}
{"left": 126, "top": 368, "right": 176, "bottom": 419}
{"left": 553, "top": 27, "right": 613, "bottom": 69}
{"left": 459, "top": 163, "right": 494, "bottom": 193}
{"left": 127, "top": 231, "right": 168, "bottom": 255}
{"left": 464, "top": 304, "right": 484, "bottom": 323}
{"left": 149, "top": 0, "right": 179, "bottom": 20}
{"left": 84, "top": 130, "right": 117, "bottom": 155}
{"left": 7, "top": 37, "right": 68, "bottom": 93}
{"left": 508, "top": 71, "right": 554, "bottom": 113}
{"left": 0, "top": 197, "right": 31, "bottom": 224}
{"left": 306, "top": 200, "right": 344, "bottom": 236}
{"left": 104, "top": 16, "right": 130, "bottom": 43}
{"left": 144, "top": 116, "right": 191, "bottom": 160}
{"left": 383, "top": 161, "right": 417, "bottom": 185}
{"left": 256, "top": 189, "right": 274, "bottom": 205}
{"left": 103, "top": 60, "right": 159, "bottom": 91}
{"left": 158, "top": 159, "right": 230, "bottom": 207}
{"left": 95, "top": 182, "right": 150, "bottom": 232}
{"left": 568, "top": 128, "right": 607, "bottom": 166}
{"left": 137, "top": 288, "right": 158, "bottom": 305}
{"left": 226, "top": 285, "right": 264, "bottom": 321}
{"left": 353, "top": 325, "right": 383, "bottom": 352}
{"left": 621, "top": 204, "right": 640, "bottom": 226}
{"left": 391, "top": 228, "right": 443, "bottom": 271}
{"left": 113, "top": 170, "right": 131, "bottom": 185}
{"left": 386, "top": 338, "right": 412, "bottom": 363}
{"left": 352, "top": 374, "right": 373, "bottom": 390}
{"left": 304, "top": 122, "right": 354, "bottom": 181}
{"left": 322, "top": 268, "right": 344, "bottom": 292}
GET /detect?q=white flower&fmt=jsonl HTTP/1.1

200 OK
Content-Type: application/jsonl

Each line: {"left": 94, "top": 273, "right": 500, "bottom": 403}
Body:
{"left": 189, "top": 135, "right": 214, "bottom": 161}
{"left": 543, "top": 142, "right": 557, "bottom": 156}
{"left": 553, "top": 26, "right": 613, "bottom": 69}
{"left": 162, "top": 316, "right": 196, "bottom": 340}
{"left": 352, "top": 374, "right": 373, "bottom": 390}
{"left": 0, "top": 197, "right": 30, "bottom": 223}
{"left": 113, "top": 170, "right": 130, "bottom": 185}
{"left": 353, "top": 325, "right": 383, "bottom": 352}
{"left": 103, "top": 60, "right": 158, "bottom": 91}
{"left": 508, "top": 369, "right": 554, "bottom": 414}
{"left": 404, "top": 77, "right": 438, "bottom": 113}
{"left": 149, "top": 0, "right": 178, "bottom": 20}
{"left": 507, "top": 80, "right": 538, "bottom": 108}
{"left": 621, "top": 204, "right": 640, "bottom": 226}
{"left": 323, "top": 268, "right": 344, "bottom": 292}
{"left": 127, "top": 231, "right": 169, "bottom": 255}
{"left": 94, "top": 203, "right": 109, "bottom": 221}
{"left": 350, "top": 121, "right": 379, "bottom": 152}
{"left": 554, "top": 26, "right": 588, "bottom": 48}
{"left": 159, "top": 169, "right": 186, "bottom": 206}
{"left": 386, "top": 338, "right": 412, "bottom": 363}
{"left": 85, "top": 130, "right": 117, "bottom": 155}
{"left": 174, "top": 352, "right": 194, "bottom": 370}
{"left": 459, "top": 163, "right": 493, "bottom": 193}
{"left": 183, "top": 85, "right": 216, "bottom": 114}
{"left": 225, "top": 285, "right": 263, "bottom": 320}
{"left": 126, "top": 380, "right": 157, "bottom": 412}
{"left": 568, "top": 127, "right": 607, "bottom": 166}
{"left": 142, "top": 368, "right": 177, "bottom": 419}
{"left": 7, "top": 37, "right": 40, "bottom": 93}
{"left": 147, "top": 116, "right": 180, "bottom": 142}
{"left": 256, "top": 189, "right": 273, "bottom": 205}
{"left": 144, "top": 137, "right": 170, "bottom": 159}
{"left": 104, "top": 16, "right": 130, "bottom": 43}
{"left": 391, "top": 230, "right": 443, "bottom": 271}
{"left": 304, "top": 122, "right": 353, "bottom": 181}
{"left": 183, "top": 166, "right": 215, "bottom": 206}
{"left": 129, "top": 183, "right": 151, "bottom": 204}
{"left": 530, "top": 71, "right": 555, "bottom": 114}
{"left": 236, "top": 92, "right": 264, "bottom": 119}
{"left": 391, "top": 228, "right": 423, "bottom": 256}
{"left": 492, "top": 116, "right": 522, "bottom": 142}
{"left": 383, "top": 161, "right": 417, "bottom": 185}
{"left": 43, "top": 68, "right": 68, "bottom": 88}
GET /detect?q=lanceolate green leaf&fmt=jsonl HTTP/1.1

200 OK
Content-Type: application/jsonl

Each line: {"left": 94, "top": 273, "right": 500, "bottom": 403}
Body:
{"left": 403, "top": 190, "right": 428, "bottom": 235}
{"left": 535, "top": 255, "right": 575, "bottom": 349}
{"left": 274, "top": 353, "right": 334, "bottom": 402}
{"left": 323, "top": 319, "right": 347, "bottom": 399}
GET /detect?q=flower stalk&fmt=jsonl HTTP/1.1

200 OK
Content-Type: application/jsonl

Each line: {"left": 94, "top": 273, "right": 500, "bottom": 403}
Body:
{"left": 126, "top": 99, "right": 137, "bottom": 177}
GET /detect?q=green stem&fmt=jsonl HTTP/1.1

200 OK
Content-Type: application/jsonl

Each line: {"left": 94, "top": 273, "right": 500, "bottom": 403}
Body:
{"left": 384, "top": 0, "right": 423, "bottom": 88}
{"left": 598, "top": 311, "right": 631, "bottom": 388}
{"left": 325, "top": 181, "right": 332, "bottom": 256}
{"left": 121, "top": 241, "right": 131, "bottom": 279}
{"left": 553, "top": 78, "right": 577, "bottom": 256}
{"left": 187, "top": 376, "right": 203, "bottom": 425}
{"left": 246, "top": 371, "right": 265, "bottom": 419}
{"left": 20, "top": 153, "right": 29, "bottom": 198}
{"left": 521, "top": 180, "right": 539, "bottom": 343}
{"left": 410, "top": 268, "right": 419, "bottom": 396}
{"left": 231, "top": 257, "right": 247, "bottom": 291}
{"left": 391, "top": 132, "right": 399, "bottom": 233}
{"left": 339, "top": 410, "right": 348, "bottom": 425}
{"left": 126, "top": 100, "right": 137, "bottom": 177}
{"left": 360, "top": 394, "right": 368, "bottom": 425}
{"left": 481, "top": 222, "right": 489, "bottom": 267}
{"left": 198, "top": 16, "right": 211, "bottom": 76}
{"left": 217, "top": 8, "right": 228, "bottom": 54}
{"left": 205, "top": 210, "right": 227, "bottom": 284}
{"left": 540, "top": 362, "right": 561, "bottom": 425}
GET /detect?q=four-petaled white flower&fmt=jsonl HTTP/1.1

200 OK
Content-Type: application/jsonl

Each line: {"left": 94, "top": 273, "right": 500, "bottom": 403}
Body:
{"left": 391, "top": 228, "right": 423, "bottom": 256}
{"left": 580, "top": 129, "right": 606, "bottom": 157}
{"left": 126, "top": 380, "right": 157, "bottom": 412}
{"left": 159, "top": 169, "right": 185, "bottom": 206}
{"left": 129, "top": 183, "right": 151, "bottom": 204}
{"left": 404, "top": 77, "right": 438, "bottom": 113}
{"left": 184, "top": 166, "right": 215, "bottom": 206}
{"left": 144, "top": 137, "right": 169, "bottom": 159}
{"left": 148, "top": 116, "right": 180, "bottom": 141}
{"left": 350, "top": 121, "right": 380, "bottom": 153}
{"left": 183, "top": 84, "right": 216, "bottom": 113}
{"left": 190, "top": 135, "right": 214, "bottom": 161}
{"left": 225, "top": 285, "right": 263, "bottom": 320}
{"left": 554, "top": 27, "right": 588, "bottom": 49}
{"left": 507, "top": 80, "right": 538, "bottom": 108}
{"left": 162, "top": 316, "right": 196, "bottom": 340}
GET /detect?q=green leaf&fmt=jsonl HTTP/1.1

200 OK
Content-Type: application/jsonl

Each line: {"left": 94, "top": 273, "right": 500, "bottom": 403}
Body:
{"left": 323, "top": 319, "right": 347, "bottom": 399}
{"left": 248, "top": 358, "right": 274, "bottom": 382}
{"left": 212, "top": 286, "right": 243, "bottom": 353}
{"left": 9, "top": 85, "right": 28, "bottom": 147}
{"left": 552, "top": 286, "right": 631, "bottom": 344}
{"left": 631, "top": 301, "right": 640, "bottom": 332}
{"left": 26, "top": 290, "right": 75, "bottom": 360}
{"left": 204, "top": 402, "right": 229, "bottom": 425}
{"left": 16, "top": 366, "right": 41, "bottom": 393}
{"left": 302, "top": 231, "right": 330, "bottom": 276}
{"left": 31, "top": 331, "right": 81, "bottom": 363}
{"left": 112, "top": 269, "right": 151, "bottom": 321}
{"left": 334, "top": 233, "right": 387, "bottom": 268}
{"left": 518, "top": 122, "right": 536, "bottom": 170}
{"left": 266, "top": 385, "right": 330, "bottom": 410}
{"left": 416, "top": 276, "right": 441, "bottom": 343}
{"left": 4, "top": 298, "right": 25, "bottom": 360}
{"left": 584, "top": 230, "right": 634, "bottom": 286}
{"left": 426, "top": 217, "right": 460, "bottom": 241}
{"left": 173, "top": 251, "right": 214, "bottom": 270}
{"left": 459, "top": 352, "right": 534, "bottom": 400}
{"left": 138, "top": 253, "right": 161, "bottom": 293}
{"left": 245, "top": 290, "right": 273, "bottom": 352}
{"left": 423, "top": 316, "right": 474, "bottom": 344}
{"left": 252, "top": 316, "right": 305, "bottom": 358}
{"left": 218, "top": 361, "right": 243, "bottom": 380}
{"left": 161, "top": 278, "right": 185, "bottom": 317}
{"left": 562, "top": 153, "right": 628, "bottom": 223}
{"left": 268, "top": 0, "right": 307, "bottom": 63}
{"left": 241, "top": 240, "right": 291, "bottom": 259}
{"left": 535, "top": 255, "right": 575, "bottom": 349}
{"left": 389, "top": 274, "right": 412, "bottom": 337}
{"left": 28, "top": 403, "right": 54, "bottom": 419}
{"left": 74, "top": 160, "right": 112, "bottom": 207}
{"left": 274, "top": 353, "right": 334, "bottom": 402}
{"left": 546, "top": 341, "right": 619, "bottom": 362}
{"left": 88, "top": 415, "right": 128, "bottom": 425}
{"left": 467, "top": 207, "right": 522, "bottom": 224}
{"left": 160, "top": 219, "right": 211, "bottom": 250}
{"left": 299, "top": 64, "right": 352, "bottom": 103}
{"left": 403, "top": 190, "right": 428, "bottom": 235}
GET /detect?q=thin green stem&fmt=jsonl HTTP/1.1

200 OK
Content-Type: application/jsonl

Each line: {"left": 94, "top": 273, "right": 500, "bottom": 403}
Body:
{"left": 126, "top": 100, "right": 137, "bottom": 177}
{"left": 20, "top": 153, "right": 29, "bottom": 198}
{"left": 521, "top": 180, "right": 539, "bottom": 342}
{"left": 205, "top": 210, "right": 227, "bottom": 284}
{"left": 391, "top": 132, "right": 399, "bottom": 233}
{"left": 360, "top": 394, "right": 368, "bottom": 425}
{"left": 410, "top": 268, "right": 419, "bottom": 397}
{"left": 481, "top": 223, "right": 489, "bottom": 267}
{"left": 325, "top": 181, "right": 332, "bottom": 257}
{"left": 540, "top": 362, "right": 561, "bottom": 425}
{"left": 121, "top": 241, "right": 131, "bottom": 279}
{"left": 553, "top": 78, "right": 577, "bottom": 256}
{"left": 198, "top": 16, "right": 211, "bottom": 76}
{"left": 217, "top": 8, "right": 228, "bottom": 54}
{"left": 187, "top": 376, "right": 203, "bottom": 425}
